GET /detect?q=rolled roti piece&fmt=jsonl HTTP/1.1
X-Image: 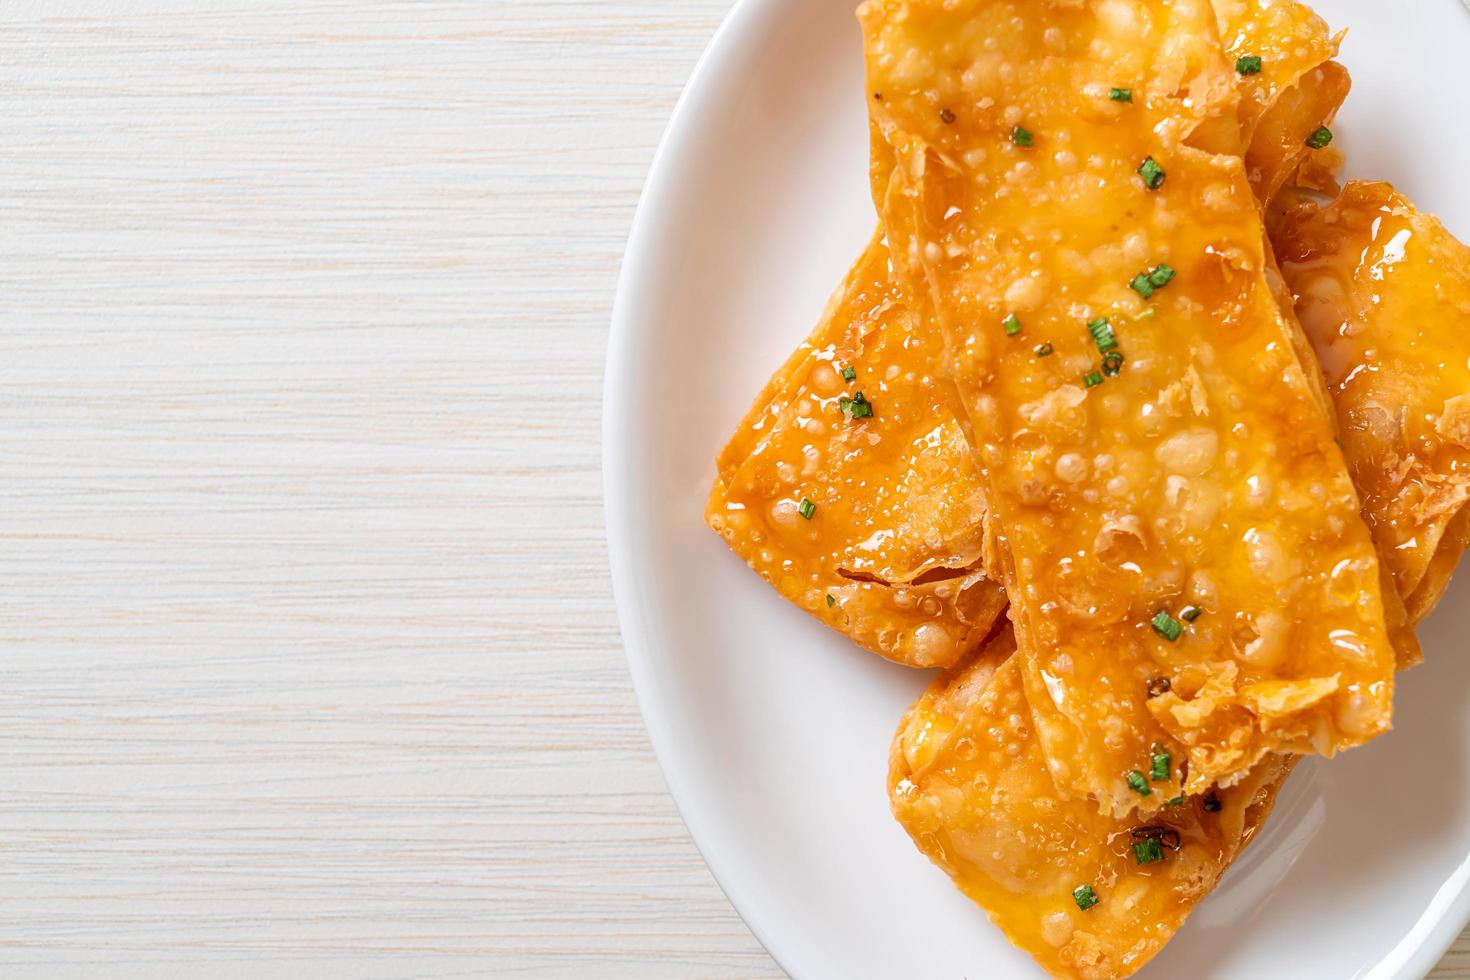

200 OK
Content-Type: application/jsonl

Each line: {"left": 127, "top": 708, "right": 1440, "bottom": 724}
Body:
{"left": 891, "top": 627, "right": 1291, "bottom": 980}
{"left": 706, "top": 236, "right": 1006, "bottom": 668}
{"left": 861, "top": 0, "right": 1398, "bottom": 812}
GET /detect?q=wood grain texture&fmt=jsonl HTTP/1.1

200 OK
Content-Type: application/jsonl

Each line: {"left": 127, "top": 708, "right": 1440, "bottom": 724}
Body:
{"left": 0, "top": 1, "right": 1463, "bottom": 977}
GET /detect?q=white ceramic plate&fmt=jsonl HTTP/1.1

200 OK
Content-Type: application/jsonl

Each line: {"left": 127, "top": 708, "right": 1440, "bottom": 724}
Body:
{"left": 605, "top": 2, "right": 1470, "bottom": 977}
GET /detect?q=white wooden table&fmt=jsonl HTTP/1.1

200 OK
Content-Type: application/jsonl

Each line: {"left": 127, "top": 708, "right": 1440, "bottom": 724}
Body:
{"left": 0, "top": 2, "right": 1464, "bottom": 977}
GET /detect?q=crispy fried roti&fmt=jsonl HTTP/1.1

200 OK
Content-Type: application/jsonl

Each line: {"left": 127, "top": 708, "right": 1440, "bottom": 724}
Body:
{"left": 861, "top": 0, "right": 1398, "bottom": 812}
{"left": 707, "top": 236, "right": 1006, "bottom": 668}
{"left": 891, "top": 626, "right": 1291, "bottom": 980}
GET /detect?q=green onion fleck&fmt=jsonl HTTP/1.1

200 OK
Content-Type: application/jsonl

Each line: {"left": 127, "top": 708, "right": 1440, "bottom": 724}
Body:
{"left": 1165, "top": 795, "right": 1186, "bottom": 808}
{"left": 826, "top": 594, "right": 836, "bottom": 608}
{"left": 1236, "top": 55, "right": 1263, "bottom": 75}
{"left": 1126, "top": 770, "right": 1152, "bottom": 797}
{"left": 1138, "top": 156, "right": 1166, "bottom": 190}
{"left": 1003, "top": 314, "right": 1023, "bottom": 336}
{"left": 1012, "top": 126, "right": 1034, "bottom": 147}
{"left": 841, "top": 366, "right": 857, "bottom": 382}
{"left": 1083, "top": 371, "right": 1104, "bottom": 389}
{"left": 1131, "top": 264, "right": 1176, "bottom": 298}
{"left": 1151, "top": 746, "right": 1171, "bottom": 782}
{"left": 1181, "top": 605, "right": 1203, "bottom": 622}
{"left": 1102, "top": 351, "right": 1125, "bottom": 377}
{"left": 1306, "top": 126, "right": 1334, "bottom": 149}
{"left": 1073, "top": 884, "right": 1099, "bottom": 911}
{"left": 1110, "top": 88, "right": 1133, "bottom": 103}
{"left": 1133, "top": 839, "right": 1166, "bottom": 865}
{"left": 1203, "top": 792, "right": 1222, "bottom": 813}
{"left": 1087, "top": 317, "right": 1117, "bottom": 353}
{"left": 1034, "top": 342, "right": 1054, "bottom": 358}
{"left": 839, "top": 391, "right": 874, "bottom": 420}
{"left": 1152, "top": 610, "right": 1183, "bottom": 642}
{"left": 798, "top": 498, "right": 816, "bottom": 521}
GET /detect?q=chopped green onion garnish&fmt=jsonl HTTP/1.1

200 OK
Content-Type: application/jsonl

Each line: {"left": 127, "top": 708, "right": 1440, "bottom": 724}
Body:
{"left": 1102, "top": 351, "right": 1124, "bottom": 377}
{"left": 1126, "top": 770, "right": 1152, "bottom": 797}
{"left": 839, "top": 391, "right": 874, "bottom": 420}
{"left": 1003, "top": 314, "right": 1023, "bottom": 336}
{"left": 826, "top": 594, "right": 836, "bottom": 608}
{"left": 1131, "top": 826, "right": 1183, "bottom": 855}
{"left": 1236, "top": 55, "right": 1263, "bottom": 75}
{"left": 1152, "top": 610, "right": 1183, "bottom": 642}
{"left": 1083, "top": 371, "right": 1104, "bottom": 389}
{"left": 798, "top": 498, "right": 816, "bottom": 521}
{"left": 1110, "top": 88, "right": 1133, "bottom": 103}
{"left": 1165, "top": 795, "right": 1186, "bottom": 808}
{"left": 1087, "top": 317, "right": 1117, "bottom": 353}
{"left": 1148, "top": 263, "right": 1177, "bottom": 289}
{"left": 1012, "top": 126, "right": 1034, "bottom": 147}
{"left": 1131, "top": 263, "right": 1177, "bottom": 299}
{"left": 1151, "top": 746, "right": 1171, "bottom": 782}
{"left": 841, "top": 366, "right": 857, "bottom": 382}
{"left": 1306, "top": 126, "right": 1334, "bottom": 149}
{"left": 1073, "top": 884, "right": 1099, "bottom": 911}
{"left": 1034, "top": 342, "right": 1054, "bottom": 358}
{"left": 1181, "top": 605, "right": 1203, "bottom": 622}
{"left": 1138, "top": 156, "right": 1166, "bottom": 190}
{"left": 1203, "top": 792, "right": 1222, "bottom": 813}
{"left": 1133, "top": 839, "right": 1165, "bottom": 865}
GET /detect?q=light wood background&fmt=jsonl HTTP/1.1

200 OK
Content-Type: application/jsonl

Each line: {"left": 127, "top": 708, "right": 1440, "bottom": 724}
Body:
{"left": 0, "top": 1, "right": 1464, "bottom": 977}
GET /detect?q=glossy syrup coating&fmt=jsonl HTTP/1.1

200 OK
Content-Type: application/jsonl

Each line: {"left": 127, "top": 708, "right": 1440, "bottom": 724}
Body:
{"left": 1277, "top": 181, "right": 1470, "bottom": 623}
{"left": 891, "top": 627, "right": 1290, "bottom": 980}
{"left": 862, "top": 0, "right": 1397, "bottom": 812}
{"left": 707, "top": 236, "right": 1006, "bottom": 668}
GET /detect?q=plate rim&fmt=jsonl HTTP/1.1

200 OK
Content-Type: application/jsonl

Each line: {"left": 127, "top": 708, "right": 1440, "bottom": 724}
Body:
{"left": 604, "top": 0, "right": 805, "bottom": 972}
{"left": 603, "top": 1, "right": 1470, "bottom": 977}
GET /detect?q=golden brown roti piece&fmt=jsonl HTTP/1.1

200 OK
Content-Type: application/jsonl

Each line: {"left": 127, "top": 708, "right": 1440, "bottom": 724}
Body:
{"left": 862, "top": 0, "right": 1396, "bottom": 812}
{"left": 707, "top": 236, "right": 1005, "bottom": 668}
{"left": 892, "top": 627, "right": 1291, "bottom": 980}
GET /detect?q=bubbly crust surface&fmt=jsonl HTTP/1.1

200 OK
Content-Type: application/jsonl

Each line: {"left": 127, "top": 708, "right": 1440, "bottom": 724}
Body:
{"left": 891, "top": 626, "right": 1290, "bottom": 980}
{"left": 861, "top": 0, "right": 1397, "bottom": 811}
{"left": 706, "top": 236, "right": 1006, "bottom": 668}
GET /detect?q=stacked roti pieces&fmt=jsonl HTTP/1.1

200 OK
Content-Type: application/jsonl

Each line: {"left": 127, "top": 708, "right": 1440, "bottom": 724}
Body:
{"left": 706, "top": 1, "right": 1470, "bottom": 976}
